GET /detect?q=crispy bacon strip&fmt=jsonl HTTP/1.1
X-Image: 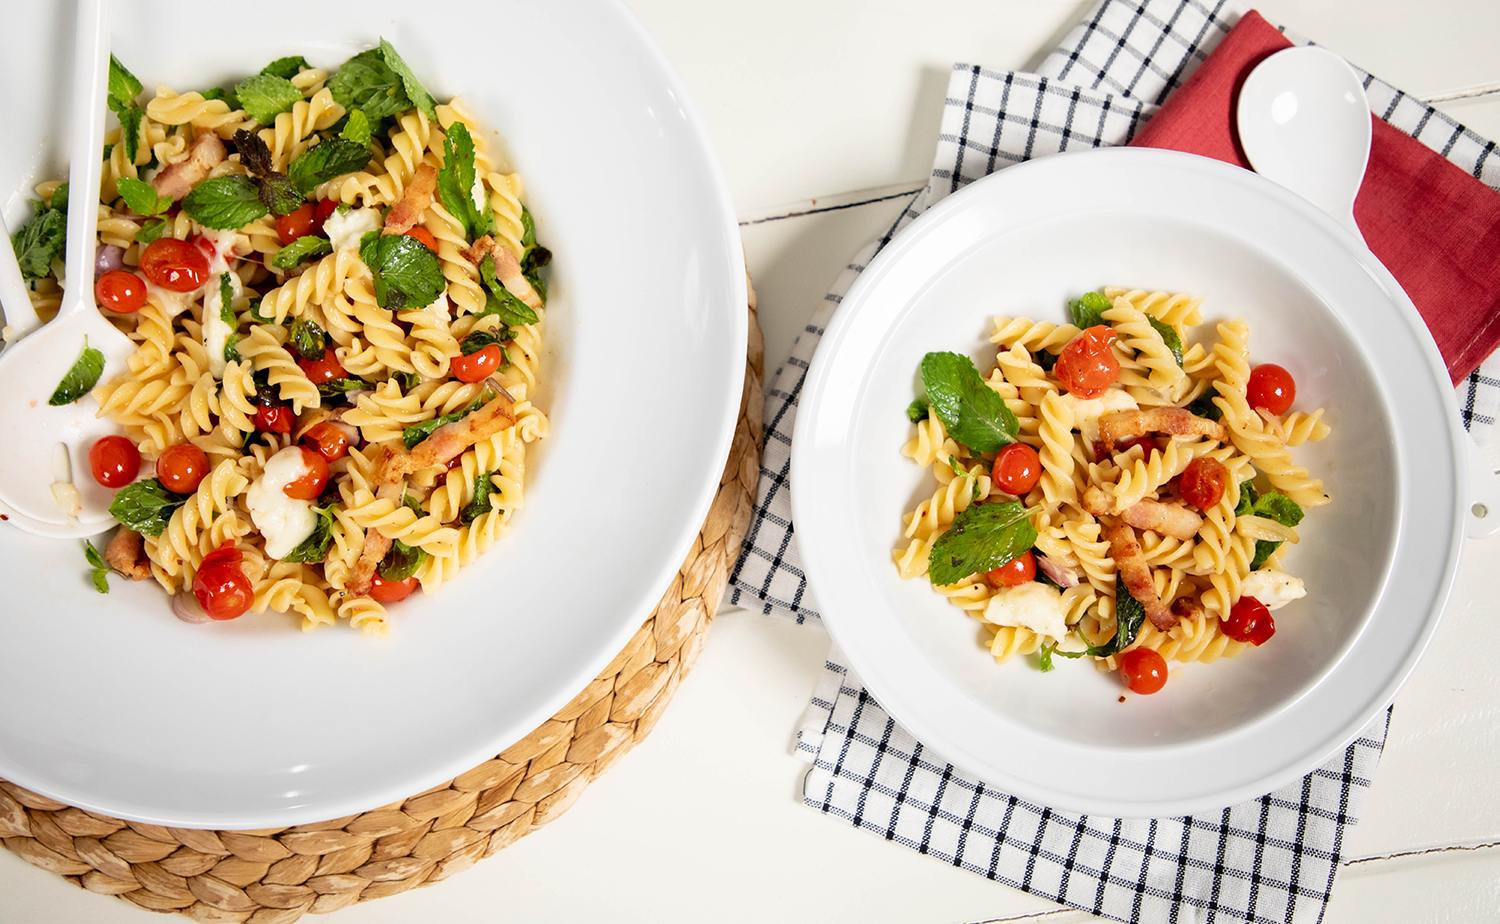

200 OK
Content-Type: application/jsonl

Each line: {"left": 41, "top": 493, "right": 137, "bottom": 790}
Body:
{"left": 463, "top": 234, "right": 543, "bottom": 310}
{"left": 374, "top": 393, "right": 516, "bottom": 486}
{"left": 383, "top": 163, "right": 438, "bottom": 235}
{"left": 150, "top": 131, "right": 227, "bottom": 200}
{"left": 104, "top": 528, "right": 152, "bottom": 581}
{"left": 1082, "top": 486, "right": 1202, "bottom": 540}
{"left": 1098, "top": 407, "right": 1228, "bottom": 448}
{"left": 1170, "top": 596, "right": 1204, "bottom": 623}
{"left": 1103, "top": 520, "right": 1176, "bottom": 631}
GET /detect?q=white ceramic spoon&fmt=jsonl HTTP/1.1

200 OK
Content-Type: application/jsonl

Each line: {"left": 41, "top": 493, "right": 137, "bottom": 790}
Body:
{"left": 0, "top": 0, "right": 136, "bottom": 537}
{"left": 1237, "top": 45, "right": 1372, "bottom": 246}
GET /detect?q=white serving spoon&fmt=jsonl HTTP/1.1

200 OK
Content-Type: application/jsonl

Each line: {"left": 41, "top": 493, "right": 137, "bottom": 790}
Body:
{"left": 1237, "top": 45, "right": 1372, "bottom": 246}
{"left": 0, "top": 0, "right": 136, "bottom": 537}
{"left": 0, "top": 211, "right": 43, "bottom": 343}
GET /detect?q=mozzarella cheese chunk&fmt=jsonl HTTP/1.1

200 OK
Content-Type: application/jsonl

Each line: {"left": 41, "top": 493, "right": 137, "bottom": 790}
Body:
{"left": 471, "top": 170, "right": 488, "bottom": 214}
{"left": 984, "top": 581, "right": 1069, "bottom": 642}
{"left": 1055, "top": 389, "right": 1139, "bottom": 446}
{"left": 1239, "top": 570, "right": 1306, "bottom": 610}
{"left": 246, "top": 447, "right": 319, "bottom": 559}
{"left": 324, "top": 207, "right": 382, "bottom": 253}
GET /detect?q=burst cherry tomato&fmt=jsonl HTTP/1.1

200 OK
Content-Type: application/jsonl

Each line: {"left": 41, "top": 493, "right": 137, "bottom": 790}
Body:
{"left": 302, "top": 421, "right": 350, "bottom": 462}
{"left": 1223, "top": 595, "right": 1276, "bottom": 645}
{"left": 283, "top": 446, "right": 330, "bottom": 501}
{"left": 89, "top": 435, "right": 141, "bottom": 488}
{"left": 253, "top": 398, "right": 294, "bottom": 434}
{"left": 95, "top": 270, "right": 147, "bottom": 314}
{"left": 157, "top": 442, "right": 209, "bottom": 494}
{"left": 1055, "top": 325, "right": 1120, "bottom": 398}
{"left": 368, "top": 573, "right": 420, "bottom": 603}
{"left": 139, "top": 237, "right": 210, "bottom": 292}
{"left": 314, "top": 197, "right": 340, "bottom": 226}
{"left": 1178, "top": 457, "right": 1229, "bottom": 510}
{"left": 990, "top": 442, "right": 1041, "bottom": 496}
{"left": 1118, "top": 647, "right": 1169, "bottom": 694}
{"left": 986, "top": 550, "right": 1037, "bottom": 587}
{"left": 404, "top": 226, "right": 438, "bottom": 252}
{"left": 296, "top": 346, "right": 347, "bottom": 386}
{"left": 450, "top": 343, "right": 503, "bottom": 383}
{"left": 1247, "top": 363, "right": 1296, "bottom": 416}
{"left": 193, "top": 545, "right": 252, "bottom": 620}
{"left": 275, "top": 203, "right": 318, "bottom": 245}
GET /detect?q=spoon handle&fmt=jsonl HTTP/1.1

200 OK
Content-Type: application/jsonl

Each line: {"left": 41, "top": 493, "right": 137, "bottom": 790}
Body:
{"left": 60, "top": 0, "right": 110, "bottom": 318}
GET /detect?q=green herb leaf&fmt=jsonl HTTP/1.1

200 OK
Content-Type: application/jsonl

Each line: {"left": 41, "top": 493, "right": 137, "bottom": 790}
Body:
{"left": 926, "top": 501, "right": 1037, "bottom": 587}
{"left": 115, "top": 176, "right": 167, "bottom": 217}
{"left": 435, "top": 121, "right": 492, "bottom": 242}
{"left": 199, "top": 86, "right": 240, "bottom": 110}
{"left": 361, "top": 232, "right": 444, "bottom": 310}
{"left": 377, "top": 39, "right": 437, "bottom": 121}
{"left": 1234, "top": 479, "right": 1259, "bottom": 518}
{"left": 233, "top": 129, "right": 275, "bottom": 177}
{"left": 1247, "top": 490, "right": 1305, "bottom": 569}
{"left": 1033, "top": 348, "right": 1060, "bottom": 373}
{"left": 224, "top": 333, "right": 241, "bottom": 365}
{"left": 316, "top": 377, "right": 368, "bottom": 397}
{"left": 1146, "top": 316, "right": 1184, "bottom": 366}
{"left": 115, "top": 106, "right": 143, "bottom": 163}
{"left": 218, "top": 274, "right": 236, "bottom": 323}
{"left": 108, "top": 478, "right": 186, "bottom": 536}
{"left": 906, "top": 398, "right": 929, "bottom": 424}
{"left": 402, "top": 396, "right": 487, "bottom": 450}
{"left": 288, "top": 318, "right": 330, "bottom": 361}
{"left": 288, "top": 138, "right": 372, "bottom": 196}
{"left": 257, "top": 172, "right": 304, "bottom": 216}
{"left": 248, "top": 297, "right": 273, "bottom": 323}
{"left": 477, "top": 254, "right": 540, "bottom": 326}
{"left": 1069, "top": 291, "right": 1112, "bottom": 329}
{"left": 395, "top": 370, "right": 421, "bottom": 393}
{"left": 401, "top": 494, "right": 424, "bottom": 516}
{"left": 1106, "top": 587, "right": 1147, "bottom": 656}
{"left": 107, "top": 55, "right": 143, "bottom": 106}
{"left": 460, "top": 471, "right": 496, "bottom": 525}
{"left": 84, "top": 540, "right": 111, "bottom": 593}
{"left": 182, "top": 175, "right": 269, "bottom": 230}
{"left": 1186, "top": 391, "right": 1222, "bottom": 422}
{"left": 11, "top": 205, "right": 66, "bottom": 282}
{"left": 945, "top": 455, "right": 967, "bottom": 479}
{"left": 919, "top": 351, "right": 1019, "bottom": 454}
{"left": 459, "top": 330, "right": 506, "bottom": 355}
{"left": 272, "top": 234, "right": 333, "bottom": 270}
{"left": 328, "top": 48, "right": 411, "bottom": 121}
{"left": 49, "top": 338, "right": 105, "bottom": 406}
{"left": 134, "top": 218, "right": 169, "bottom": 244}
{"left": 341, "top": 109, "right": 372, "bottom": 146}
{"left": 261, "top": 55, "right": 310, "bottom": 80}
{"left": 282, "top": 504, "right": 336, "bottom": 563}
{"left": 234, "top": 73, "right": 303, "bottom": 125}
{"left": 378, "top": 539, "right": 427, "bottom": 581}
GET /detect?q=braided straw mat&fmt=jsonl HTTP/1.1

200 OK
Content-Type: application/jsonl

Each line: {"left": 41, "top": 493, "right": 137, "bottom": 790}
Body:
{"left": 0, "top": 281, "right": 764, "bottom": 922}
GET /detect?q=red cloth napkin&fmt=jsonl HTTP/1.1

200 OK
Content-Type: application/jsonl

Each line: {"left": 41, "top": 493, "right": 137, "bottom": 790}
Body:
{"left": 1130, "top": 10, "right": 1500, "bottom": 384}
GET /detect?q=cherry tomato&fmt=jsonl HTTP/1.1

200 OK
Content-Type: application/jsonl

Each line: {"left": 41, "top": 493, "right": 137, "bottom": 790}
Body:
{"left": 1178, "top": 457, "right": 1229, "bottom": 510}
{"left": 450, "top": 343, "right": 503, "bottom": 383}
{"left": 314, "top": 197, "right": 340, "bottom": 227}
{"left": 253, "top": 399, "right": 294, "bottom": 434}
{"left": 282, "top": 446, "right": 331, "bottom": 501}
{"left": 296, "top": 346, "right": 347, "bottom": 386}
{"left": 302, "top": 421, "right": 350, "bottom": 462}
{"left": 1223, "top": 595, "right": 1276, "bottom": 645}
{"left": 404, "top": 226, "right": 438, "bottom": 252}
{"left": 193, "top": 553, "right": 252, "bottom": 621}
{"left": 368, "top": 573, "right": 420, "bottom": 603}
{"left": 89, "top": 435, "right": 141, "bottom": 488}
{"left": 990, "top": 442, "right": 1041, "bottom": 496}
{"left": 199, "top": 542, "right": 242, "bottom": 571}
{"left": 139, "top": 237, "right": 211, "bottom": 292}
{"left": 157, "top": 442, "right": 209, "bottom": 494}
{"left": 95, "top": 270, "right": 147, "bottom": 314}
{"left": 1247, "top": 363, "right": 1296, "bottom": 416}
{"left": 1055, "top": 325, "right": 1120, "bottom": 398}
{"left": 275, "top": 203, "right": 318, "bottom": 245}
{"left": 1118, "top": 647, "right": 1169, "bottom": 694}
{"left": 986, "top": 550, "right": 1037, "bottom": 587}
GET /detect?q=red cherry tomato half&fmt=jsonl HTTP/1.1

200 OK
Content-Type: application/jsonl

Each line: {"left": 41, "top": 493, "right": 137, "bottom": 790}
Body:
{"left": 157, "top": 442, "right": 209, "bottom": 494}
{"left": 404, "top": 226, "right": 439, "bottom": 252}
{"left": 253, "top": 400, "right": 294, "bottom": 434}
{"left": 368, "top": 573, "right": 420, "bottom": 603}
{"left": 296, "top": 346, "right": 347, "bottom": 386}
{"left": 1118, "top": 647, "right": 1169, "bottom": 694}
{"left": 1055, "top": 325, "right": 1120, "bottom": 398}
{"left": 1247, "top": 363, "right": 1296, "bottom": 416}
{"left": 139, "top": 237, "right": 211, "bottom": 292}
{"left": 450, "top": 343, "right": 503, "bottom": 383}
{"left": 314, "top": 197, "right": 340, "bottom": 227}
{"left": 283, "top": 446, "right": 331, "bottom": 501}
{"left": 302, "top": 421, "right": 350, "bottom": 462}
{"left": 95, "top": 270, "right": 147, "bottom": 314}
{"left": 991, "top": 442, "right": 1041, "bottom": 496}
{"left": 986, "top": 550, "right": 1037, "bottom": 587}
{"left": 1178, "top": 457, "right": 1229, "bottom": 510}
{"left": 89, "top": 435, "right": 141, "bottom": 488}
{"left": 275, "top": 203, "right": 318, "bottom": 245}
{"left": 193, "top": 560, "right": 253, "bottom": 620}
{"left": 1223, "top": 596, "right": 1276, "bottom": 646}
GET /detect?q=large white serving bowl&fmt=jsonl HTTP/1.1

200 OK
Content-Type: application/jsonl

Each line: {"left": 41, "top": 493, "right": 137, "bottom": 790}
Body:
{"left": 792, "top": 146, "right": 1465, "bottom": 818}
{"left": 0, "top": 0, "right": 745, "bottom": 827}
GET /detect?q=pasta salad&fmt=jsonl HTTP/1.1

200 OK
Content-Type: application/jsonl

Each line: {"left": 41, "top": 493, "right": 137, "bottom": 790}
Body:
{"left": 14, "top": 44, "right": 550, "bottom": 635}
{"left": 894, "top": 288, "right": 1329, "bottom": 694}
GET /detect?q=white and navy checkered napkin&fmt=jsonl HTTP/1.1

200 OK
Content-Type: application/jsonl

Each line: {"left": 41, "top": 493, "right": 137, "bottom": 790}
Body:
{"left": 728, "top": 0, "right": 1500, "bottom": 920}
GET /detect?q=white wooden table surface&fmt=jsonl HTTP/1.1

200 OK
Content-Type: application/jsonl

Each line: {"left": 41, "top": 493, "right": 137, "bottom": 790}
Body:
{"left": 4, "top": 1, "right": 1498, "bottom": 921}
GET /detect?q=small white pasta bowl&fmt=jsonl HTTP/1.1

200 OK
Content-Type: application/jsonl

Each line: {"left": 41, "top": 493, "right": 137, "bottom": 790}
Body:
{"left": 792, "top": 146, "right": 1467, "bottom": 817}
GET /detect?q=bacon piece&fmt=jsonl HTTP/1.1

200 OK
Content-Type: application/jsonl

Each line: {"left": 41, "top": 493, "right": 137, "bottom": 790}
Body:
{"left": 1120, "top": 498, "right": 1203, "bottom": 540}
{"left": 150, "top": 131, "right": 227, "bottom": 200}
{"left": 374, "top": 393, "right": 516, "bottom": 485}
{"left": 463, "top": 234, "right": 543, "bottom": 310}
{"left": 1098, "top": 407, "right": 1228, "bottom": 448}
{"left": 104, "top": 528, "right": 152, "bottom": 581}
{"left": 1170, "top": 596, "right": 1204, "bottom": 623}
{"left": 345, "top": 482, "right": 403, "bottom": 596}
{"left": 1103, "top": 520, "right": 1176, "bottom": 631}
{"left": 383, "top": 163, "right": 438, "bottom": 235}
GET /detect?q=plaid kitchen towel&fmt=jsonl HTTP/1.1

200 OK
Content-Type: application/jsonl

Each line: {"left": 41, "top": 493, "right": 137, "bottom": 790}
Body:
{"left": 727, "top": 0, "right": 1500, "bottom": 921}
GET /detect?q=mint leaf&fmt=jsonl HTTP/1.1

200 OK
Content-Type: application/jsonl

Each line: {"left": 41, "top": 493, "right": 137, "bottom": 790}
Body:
{"left": 402, "top": 396, "right": 487, "bottom": 449}
{"left": 459, "top": 330, "right": 507, "bottom": 355}
{"left": 919, "top": 351, "right": 1018, "bottom": 453}
{"left": 1069, "top": 291, "right": 1112, "bottom": 329}
{"left": 287, "top": 138, "right": 371, "bottom": 195}
{"left": 107, "top": 54, "right": 142, "bottom": 106}
{"left": 377, "top": 39, "right": 438, "bottom": 121}
{"left": 926, "top": 501, "right": 1037, "bottom": 586}
{"left": 257, "top": 172, "right": 304, "bottom": 216}
{"left": 906, "top": 398, "right": 929, "bottom": 424}
{"left": 435, "top": 121, "right": 492, "bottom": 242}
{"left": 477, "top": 254, "right": 540, "bottom": 326}
{"left": 200, "top": 86, "right": 240, "bottom": 110}
{"left": 224, "top": 334, "right": 241, "bottom": 365}
{"left": 282, "top": 504, "right": 336, "bottom": 563}
{"left": 1146, "top": 315, "right": 1184, "bottom": 366}
{"left": 341, "top": 109, "right": 372, "bottom": 146}
{"left": 288, "top": 318, "right": 329, "bottom": 361}
{"left": 1234, "top": 479, "right": 1259, "bottom": 518}
{"left": 106, "top": 56, "right": 145, "bottom": 163}
{"left": 460, "top": 471, "right": 496, "bottom": 525}
{"left": 395, "top": 370, "right": 421, "bottom": 393}
{"left": 328, "top": 48, "right": 410, "bottom": 121}
{"left": 1101, "top": 587, "right": 1147, "bottom": 657}
{"left": 115, "top": 176, "right": 167, "bottom": 217}
{"left": 361, "top": 232, "right": 444, "bottom": 310}
{"left": 315, "top": 377, "right": 368, "bottom": 397}
{"left": 182, "top": 175, "right": 269, "bottom": 230}
{"left": 1247, "top": 490, "right": 1305, "bottom": 570}
{"left": 218, "top": 274, "right": 236, "bottom": 324}
{"left": 235, "top": 73, "right": 303, "bottom": 125}
{"left": 1186, "top": 391, "right": 1222, "bottom": 422}
{"left": 233, "top": 129, "right": 275, "bottom": 177}
{"left": 402, "top": 494, "right": 424, "bottom": 516}
{"left": 116, "top": 106, "right": 144, "bottom": 163}
{"left": 49, "top": 338, "right": 105, "bottom": 406}
{"left": 378, "top": 539, "right": 427, "bottom": 581}
{"left": 108, "top": 478, "right": 186, "bottom": 536}
{"left": 11, "top": 204, "right": 66, "bottom": 282}
{"left": 261, "top": 55, "right": 310, "bottom": 80}
{"left": 84, "top": 540, "right": 111, "bottom": 593}
{"left": 520, "top": 206, "right": 538, "bottom": 250}
{"left": 135, "top": 218, "right": 168, "bottom": 244}
{"left": 272, "top": 234, "right": 333, "bottom": 270}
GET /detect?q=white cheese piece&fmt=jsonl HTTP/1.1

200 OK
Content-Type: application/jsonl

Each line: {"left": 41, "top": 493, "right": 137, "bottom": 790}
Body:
{"left": 471, "top": 170, "right": 488, "bottom": 214}
{"left": 324, "top": 207, "right": 382, "bottom": 253}
{"left": 1239, "top": 570, "right": 1306, "bottom": 610}
{"left": 201, "top": 270, "right": 243, "bottom": 379}
{"left": 246, "top": 447, "right": 318, "bottom": 559}
{"left": 195, "top": 228, "right": 246, "bottom": 274}
{"left": 50, "top": 482, "right": 82, "bottom": 519}
{"left": 984, "top": 581, "right": 1069, "bottom": 642}
{"left": 1055, "top": 389, "right": 1139, "bottom": 446}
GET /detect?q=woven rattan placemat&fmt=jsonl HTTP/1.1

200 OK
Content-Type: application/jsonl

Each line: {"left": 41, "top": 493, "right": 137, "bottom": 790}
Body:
{"left": 0, "top": 281, "right": 764, "bottom": 922}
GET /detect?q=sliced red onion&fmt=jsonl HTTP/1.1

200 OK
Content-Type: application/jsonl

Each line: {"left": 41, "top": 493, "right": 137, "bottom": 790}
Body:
{"left": 482, "top": 376, "right": 515, "bottom": 403}
{"left": 171, "top": 592, "right": 214, "bottom": 624}
{"left": 95, "top": 244, "right": 125, "bottom": 279}
{"left": 1036, "top": 554, "right": 1079, "bottom": 589}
